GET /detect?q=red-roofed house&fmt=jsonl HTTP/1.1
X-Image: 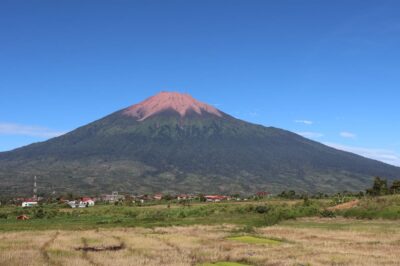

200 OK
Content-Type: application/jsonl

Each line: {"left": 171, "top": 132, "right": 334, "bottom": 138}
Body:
{"left": 256, "top": 191, "right": 269, "bottom": 198}
{"left": 80, "top": 197, "right": 95, "bottom": 207}
{"left": 153, "top": 193, "right": 163, "bottom": 200}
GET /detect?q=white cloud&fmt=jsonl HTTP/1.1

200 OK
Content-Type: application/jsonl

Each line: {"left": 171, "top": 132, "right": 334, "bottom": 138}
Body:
{"left": 297, "top": 131, "right": 324, "bottom": 138}
{"left": 248, "top": 112, "right": 259, "bottom": 117}
{"left": 0, "top": 123, "right": 66, "bottom": 138}
{"left": 324, "top": 142, "right": 400, "bottom": 167}
{"left": 340, "top": 131, "right": 357, "bottom": 138}
{"left": 295, "top": 120, "right": 313, "bottom": 125}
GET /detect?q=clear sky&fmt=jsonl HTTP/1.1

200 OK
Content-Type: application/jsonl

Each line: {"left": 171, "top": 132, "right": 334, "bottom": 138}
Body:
{"left": 0, "top": 0, "right": 399, "bottom": 166}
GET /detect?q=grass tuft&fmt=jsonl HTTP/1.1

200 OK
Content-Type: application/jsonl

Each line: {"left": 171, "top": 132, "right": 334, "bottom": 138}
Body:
{"left": 227, "top": 235, "right": 282, "bottom": 245}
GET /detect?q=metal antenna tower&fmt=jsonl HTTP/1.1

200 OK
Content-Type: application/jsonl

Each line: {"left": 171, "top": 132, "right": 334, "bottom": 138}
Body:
{"left": 33, "top": 176, "right": 37, "bottom": 200}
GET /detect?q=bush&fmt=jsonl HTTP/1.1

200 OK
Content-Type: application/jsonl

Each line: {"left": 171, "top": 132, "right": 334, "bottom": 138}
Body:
{"left": 303, "top": 197, "right": 311, "bottom": 206}
{"left": 263, "top": 208, "right": 285, "bottom": 226}
{"left": 31, "top": 207, "right": 60, "bottom": 219}
{"left": 255, "top": 205, "right": 270, "bottom": 214}
{"left": 320, "top": 209, "right": 335, "bottom": 218}
{"left": 33, "top": 208, "right": 46, "bottom": 219}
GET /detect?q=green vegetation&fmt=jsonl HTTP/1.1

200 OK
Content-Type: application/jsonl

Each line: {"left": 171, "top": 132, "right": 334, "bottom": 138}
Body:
{"left": 366, "top": 176, "right": 400, "bottom": 196}
{"left": 2, "top": 178, "right": 400, "bottom": 231}
{"left": 1, "top": 177, "right": 400, "bottom": 266}
{"left": 367, "top": 176, "right": 390, "bottom": 196}
{"left": 227, "top": 235, "right": 282, "bottom": 245}
{"left": 1, "top": 104, "right": 400, "bottom": 197}
{"left": 337, "top": 195, "right": 400, "bottom": 219}
{"left": 0, "top": 199, "right": 325, "bottom": 231}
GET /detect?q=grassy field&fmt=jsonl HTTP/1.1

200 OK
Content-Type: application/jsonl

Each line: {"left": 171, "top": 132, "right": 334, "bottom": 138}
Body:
{"left": 1, "top": 196, "right": 400, "bottom": 265}
{"left": 0, "top": 199, "right": 325, "bottom": 231}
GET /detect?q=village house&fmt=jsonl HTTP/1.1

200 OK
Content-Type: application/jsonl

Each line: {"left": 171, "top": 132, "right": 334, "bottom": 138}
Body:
{"left": 177, "top": 194, "right": 194, "bottom": 200}
{"left": 177, "top": 194, "right": 187, "bottom": 200}
{"left": 81, "top": 197, "right": 95, "bottom": 206}
{"left": 67, "top": 197, "right": 95, "bottom": 208}
{"left": 256, "top": 191, "right": 269, "bottom": 198}
{"left": 153, "top": 193, "right": 163, "bottom": 200}
{"left": 21, "top": 198, "right": 38, "bottom": 208}
{"left": 204, "top": 195, "right": 230, "bottom": 202}
{"left": 134, "top": 194, "right": 152, "bottom": 203}
{"left": 101, "top": 191, "right": 125, "bottom": 203}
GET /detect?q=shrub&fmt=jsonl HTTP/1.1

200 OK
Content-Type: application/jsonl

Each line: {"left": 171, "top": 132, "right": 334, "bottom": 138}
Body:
{"left": 303, "top": 197, "right": 311, "bottom": 206}
{"left": 320, "top": 209, "right": 335, "bottom": 218}
{"left": 263, "top": 209, "right": 284, "bottom": 226}
{"left": 33, "top": 208, "right": 46, "bottom": 219}
{"left": 255, "top": 205, "right": 270, "bottom": 214}
{"left": 29, "top": 207, "right": 61, "bottom": 219}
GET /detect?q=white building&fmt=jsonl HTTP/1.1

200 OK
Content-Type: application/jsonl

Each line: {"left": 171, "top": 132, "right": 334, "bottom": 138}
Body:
{"left": 22, "top": 199, "right": 38, "bottom": 208}
{"left": 67, "top": 197, "right": 95, "bottom": 208}
{"left": 81, "top": 197, "right": 95, "bottom": 207}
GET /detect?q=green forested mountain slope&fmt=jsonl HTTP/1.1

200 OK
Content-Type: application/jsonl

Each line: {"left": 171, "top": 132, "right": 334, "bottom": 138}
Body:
{"left": 1, "top": 93, "right": 399, "bottom": 196}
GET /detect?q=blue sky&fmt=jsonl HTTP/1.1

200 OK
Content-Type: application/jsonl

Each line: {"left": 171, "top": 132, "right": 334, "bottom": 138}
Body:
{"left": 0, "top": 0, "right": 399, "bottom": 166}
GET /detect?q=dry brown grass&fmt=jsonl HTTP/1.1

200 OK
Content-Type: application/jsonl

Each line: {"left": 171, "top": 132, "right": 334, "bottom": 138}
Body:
{"left": 0, "top": 218, "right": 399, "bottom": 266}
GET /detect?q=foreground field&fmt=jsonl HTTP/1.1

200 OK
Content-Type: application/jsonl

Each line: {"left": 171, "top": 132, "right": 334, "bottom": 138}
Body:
{"left": 1, "top": 196, "right": 400, "bottom": 265}
{"left": 1, "top": 218, "right": 399, "bottom": 266}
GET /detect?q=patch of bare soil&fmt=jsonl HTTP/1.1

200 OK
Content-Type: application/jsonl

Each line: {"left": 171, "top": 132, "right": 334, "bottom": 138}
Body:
{"left": 328, "top": 199, "right": 360, "bottom": 211}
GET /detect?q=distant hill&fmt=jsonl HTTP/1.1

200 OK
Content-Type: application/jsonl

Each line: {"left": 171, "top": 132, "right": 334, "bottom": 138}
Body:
{"left": 1, "top": 91, "right": 399, "bottom": 196}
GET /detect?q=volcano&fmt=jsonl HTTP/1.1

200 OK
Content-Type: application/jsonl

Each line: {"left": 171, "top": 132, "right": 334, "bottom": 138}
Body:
{"left": 123, "top": 91, "right": 223, "bottom": 120}
{"left": 1, "top": 92, "right": 399, "bottom": 196}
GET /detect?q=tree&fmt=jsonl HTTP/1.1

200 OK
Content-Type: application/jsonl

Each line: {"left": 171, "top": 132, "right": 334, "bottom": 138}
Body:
{"left": 163, "top": 194, "right": 174, "bottom": 201}
{"left": 279, "top": 190, "right": 297, "bottom": 199}
{"left": 288, "top": 190, "right": 296, "bottom": 199}
{"left": 367, "top": 177, "right": 388, "bottom": 196}
{"left": 198, "top": 194, "right": 206, "bottom": 202}
{"left": 390, "top": 180, "right": 400, "bottom": 194}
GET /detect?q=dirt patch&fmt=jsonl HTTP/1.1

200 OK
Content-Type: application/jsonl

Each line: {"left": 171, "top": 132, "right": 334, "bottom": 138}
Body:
{"left": 328, "top": 200, "right": 359, "bottom": 211}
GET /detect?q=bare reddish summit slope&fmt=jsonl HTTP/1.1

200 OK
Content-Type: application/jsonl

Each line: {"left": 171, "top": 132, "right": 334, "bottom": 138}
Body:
{"left": 123, "top": 91, "right": 222, "bottom": 121}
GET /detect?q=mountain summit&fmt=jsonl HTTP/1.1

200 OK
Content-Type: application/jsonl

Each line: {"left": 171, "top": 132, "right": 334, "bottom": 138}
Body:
{"left": 1, "top": 92, "right": 399, "bottom": 196}
{"left": 123, "top": 92, "right": 222, "bottom": 121}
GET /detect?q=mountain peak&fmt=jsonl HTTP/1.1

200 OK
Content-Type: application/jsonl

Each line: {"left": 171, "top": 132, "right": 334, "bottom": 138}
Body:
{"left": 123, "top": 91, "right": 223, "bottom": 121}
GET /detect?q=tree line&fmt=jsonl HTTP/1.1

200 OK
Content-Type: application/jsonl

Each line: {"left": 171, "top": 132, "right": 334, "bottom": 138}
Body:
{"left": 366, "top": 176, "right": 400, "bottom": 196}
